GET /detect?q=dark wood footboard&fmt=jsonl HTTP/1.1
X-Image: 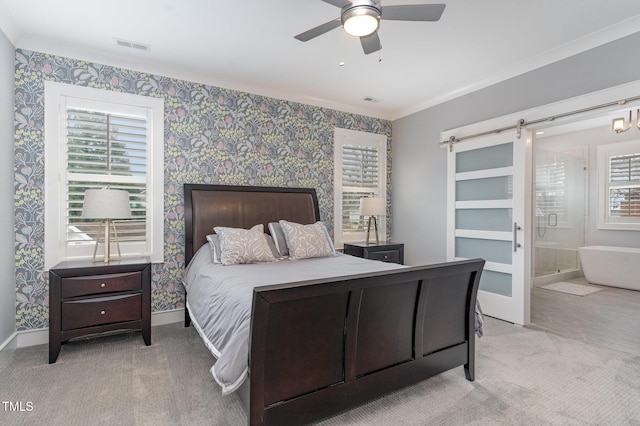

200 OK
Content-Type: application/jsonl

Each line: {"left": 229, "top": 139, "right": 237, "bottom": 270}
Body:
{"left": 248, "top": 258, "right": 484, "bottom": 425}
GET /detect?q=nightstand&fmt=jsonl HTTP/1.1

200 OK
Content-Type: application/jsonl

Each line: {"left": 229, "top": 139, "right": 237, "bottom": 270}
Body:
{"left": 343, "top": 242, "right": 404, "bottom": 265}
{"left": 48, "top": 258, "right": 151, "bottom": 363}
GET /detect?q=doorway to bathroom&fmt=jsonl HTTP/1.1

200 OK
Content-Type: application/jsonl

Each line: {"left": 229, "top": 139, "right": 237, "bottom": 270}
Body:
{"left": 528, "top": 104, "right": 640, "bottom": 355}
{"left": 530, "top": 102, "right": 640, "bottom": 285}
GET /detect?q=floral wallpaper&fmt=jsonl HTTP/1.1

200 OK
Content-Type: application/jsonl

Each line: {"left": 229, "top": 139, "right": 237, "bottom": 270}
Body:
{"left": 13, "top": 49, "right": 392, "bottom": 331}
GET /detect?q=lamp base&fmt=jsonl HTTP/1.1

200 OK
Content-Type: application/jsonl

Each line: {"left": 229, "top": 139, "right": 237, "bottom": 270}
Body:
{"left": 365, "top": 215, "right": 379, "bottom": 245}
{"left": 92, "top": 219, "right": 123, "bottom": 263}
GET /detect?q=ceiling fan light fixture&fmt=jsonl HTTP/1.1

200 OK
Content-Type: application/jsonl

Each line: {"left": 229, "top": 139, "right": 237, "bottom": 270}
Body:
{"left": 342, "top": 6, "right": 380, "bottom": 37}
{"left": 295, "top": 0, "right": 445, "bottom": 55}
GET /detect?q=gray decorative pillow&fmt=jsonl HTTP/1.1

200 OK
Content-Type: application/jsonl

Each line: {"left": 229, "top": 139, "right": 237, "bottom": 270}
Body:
{"left": 279, "top": 220, "right": 336, "bottom": 260}
{"left": 264, "top": 234, "right": 281, "bottom": 260}
{"left": 268, "top": 222, "right": 289, "bottom": 257}
{"left": 213, "top": 224, "right": 279, "bottom": 265}
{"left": 206, "top": 234, "right": 222, "bottom": 263}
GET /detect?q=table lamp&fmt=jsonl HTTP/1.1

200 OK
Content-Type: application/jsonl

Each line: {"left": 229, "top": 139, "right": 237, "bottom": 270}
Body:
{"left": 359, "top": 196, "right": 386, "bottom": 245}
{"left": 82, "top": 189, "right": 132, "bottom": 262}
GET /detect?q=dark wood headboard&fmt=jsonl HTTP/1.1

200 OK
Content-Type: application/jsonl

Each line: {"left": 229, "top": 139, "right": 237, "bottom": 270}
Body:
{"left": 184, "top": 184, "right": 320, "bottom": 265}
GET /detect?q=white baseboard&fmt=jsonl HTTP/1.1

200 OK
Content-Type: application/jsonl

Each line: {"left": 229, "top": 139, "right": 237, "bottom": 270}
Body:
{"left": 0, "top": 331, "right": 18, "bottom": 353}
{"left": 16, "top": 327, "right": 48, "bottom": 348}
{"left": 151, "top": 307, "right": 185, "bottom": 326}
{"left": 7, "top": 308, "right": 185, "bottom": 349}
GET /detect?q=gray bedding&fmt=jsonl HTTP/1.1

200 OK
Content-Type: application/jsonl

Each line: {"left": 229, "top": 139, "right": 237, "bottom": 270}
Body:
{"left": 183, "top": 244, "right": 403, "bottom": 395}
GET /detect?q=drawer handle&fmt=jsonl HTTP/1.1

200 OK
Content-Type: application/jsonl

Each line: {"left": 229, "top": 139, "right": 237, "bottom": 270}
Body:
{"left": 100, "top": 283, "right": 106, "bottom": 288}
{"left": 100, "top": 310, "right": 106, "bottom": 315}
{"left": 383, "top": 255, "right": 389, "bottom": 259}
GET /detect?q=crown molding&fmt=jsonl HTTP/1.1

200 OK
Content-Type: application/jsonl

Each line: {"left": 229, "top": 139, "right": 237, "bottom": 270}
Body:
{"left": 391, "top": 15, "right": 640, "bottom": 121}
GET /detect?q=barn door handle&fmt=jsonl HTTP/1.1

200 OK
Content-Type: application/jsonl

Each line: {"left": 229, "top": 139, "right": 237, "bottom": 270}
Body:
{"left": 513, "top": 222, "right": 522, "bottom": 252}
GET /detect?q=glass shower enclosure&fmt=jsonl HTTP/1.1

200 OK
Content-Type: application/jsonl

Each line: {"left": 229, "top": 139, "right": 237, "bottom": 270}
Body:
{"left": 534, "top": 147, "right": 586, "bottom": 278}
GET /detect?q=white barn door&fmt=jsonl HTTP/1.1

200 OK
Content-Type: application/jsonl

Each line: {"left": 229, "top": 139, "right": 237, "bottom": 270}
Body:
{"left": 446, "top": 131, "right": 531, "bottom": 325}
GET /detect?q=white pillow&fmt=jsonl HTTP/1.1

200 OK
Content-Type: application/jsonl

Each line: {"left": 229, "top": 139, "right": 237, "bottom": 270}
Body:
{"left": 208, "top": 232, "right": 279, "bottom": 263}
{"left": 279, "top": 220, "right": 336, "bottom": 260}
{"left": 213, "top": 224, "right": 279, "bottom": 265}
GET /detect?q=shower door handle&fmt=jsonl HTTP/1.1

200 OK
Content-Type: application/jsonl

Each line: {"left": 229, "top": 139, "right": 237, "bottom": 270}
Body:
{"left": 513, "top": 222, "right": 522, "bottom": 252}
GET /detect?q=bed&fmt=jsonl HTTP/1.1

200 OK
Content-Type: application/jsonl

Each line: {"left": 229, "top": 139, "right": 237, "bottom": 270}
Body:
{"left": 183, "top": 184, "right": 485, "bottom": 425}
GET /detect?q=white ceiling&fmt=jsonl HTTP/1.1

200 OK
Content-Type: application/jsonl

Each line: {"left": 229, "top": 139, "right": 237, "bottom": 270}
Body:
{"left": 2, "top": 0, "right": 640, "bottom": 120}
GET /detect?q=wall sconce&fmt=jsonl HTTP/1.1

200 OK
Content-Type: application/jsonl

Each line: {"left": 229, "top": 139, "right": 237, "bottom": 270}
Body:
{"left": 612, "top": 110, "right": 637, "bottom": 133}
{"left": 82, "top": 189, "right": 132, "bottom": 263}
{"left": 612, "top": 110, "right": 631, "bottom": 133}
{"left": 359, "top": 196, "right": 386, "bottom": 245}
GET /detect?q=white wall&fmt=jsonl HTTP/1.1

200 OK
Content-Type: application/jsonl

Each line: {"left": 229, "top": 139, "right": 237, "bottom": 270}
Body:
{"left": 392, "top": 31, "right": 640, "bottom": 266}
{"left": 0, "top": 29, "right": 16, "bottom": 345}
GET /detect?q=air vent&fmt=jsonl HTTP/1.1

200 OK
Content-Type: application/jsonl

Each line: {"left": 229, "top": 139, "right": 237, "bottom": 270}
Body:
{"left": 363, "top": 96, "right": 381, "bottom": 103}
{"left": 114, "top": 38, "right": 150, "bottom": 51}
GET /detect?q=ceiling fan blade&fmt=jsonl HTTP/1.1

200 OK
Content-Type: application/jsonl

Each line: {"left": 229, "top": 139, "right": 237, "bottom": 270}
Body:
{"left": 295, "top": 18, "right": 342, "bottom": 42}
{"left": 360, "top": 32, "right": 381, "bottom": 55}
{"left": 381, "top": 4, "right": 446, "bottom": 21}
{"left": 322, "top": 0, "right": 352, "bottom": 7}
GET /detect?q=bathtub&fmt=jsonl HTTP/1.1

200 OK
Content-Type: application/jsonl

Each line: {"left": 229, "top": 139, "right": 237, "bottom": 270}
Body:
{"left": 578, "top": 246, "right": 640, "bottom": 291}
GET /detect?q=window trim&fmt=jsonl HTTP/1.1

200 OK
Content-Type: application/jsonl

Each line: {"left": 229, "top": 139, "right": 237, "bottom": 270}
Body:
{"left": 597, "top": 139, "right": 640, "bottom": 231}
{"left": 333, "top": 127, "right": 387, "bottom": 249}
{"left": 44, "top": 82, "right": 164, "bottom": 269}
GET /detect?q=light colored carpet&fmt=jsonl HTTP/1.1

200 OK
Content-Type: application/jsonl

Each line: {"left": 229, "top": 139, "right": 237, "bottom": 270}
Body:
{"left": 0, "top": 318, "right": 638, "bottom": 425}
{"left": 540, "top": 281, "right": 602, "bottom": 296}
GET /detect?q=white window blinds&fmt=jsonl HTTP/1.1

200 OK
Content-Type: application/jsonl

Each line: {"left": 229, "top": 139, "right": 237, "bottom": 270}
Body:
{"left": 333, "top": 128, "right": 387, "bottom": 248}
{"left": 608, "top": 152, "right": 640, "bottom": 218}
{"left": 596, "top": 140, "right": 640, "bottom": 230}
{"left": 341, "top": 145, "right": 379, "bottom": 232}
{"left": 67, "top": 110, "right": 147, "bottom": 177}
{"left": 341, "top": 145, "right": 379, "bottom": 187}
{"left": 65, "top": 108, "right": 148, "bottom": 247}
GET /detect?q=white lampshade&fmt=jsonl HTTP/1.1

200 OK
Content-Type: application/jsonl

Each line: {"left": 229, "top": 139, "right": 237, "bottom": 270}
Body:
{"left": 82, "top": 189, "right": 132, "bottom": 219}
{"left": 359, "top": 196, "right": 386, "bottom": 216}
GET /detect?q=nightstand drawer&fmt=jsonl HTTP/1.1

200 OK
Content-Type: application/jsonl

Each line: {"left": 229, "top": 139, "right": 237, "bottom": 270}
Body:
{"left": 61, "top": 272, "right": 142, "bottom": 298}
{"left": 61, "top": 293, "right": 141, "bottom": 331}
{"left": 364, "top": 249, "right": 400, "bottom": 263}
{"left": 344, "top": 242, "right": 404, "bottom": 265}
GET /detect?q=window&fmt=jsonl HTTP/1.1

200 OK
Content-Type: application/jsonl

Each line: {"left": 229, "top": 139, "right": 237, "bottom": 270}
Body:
{"left": 334, "top": 128, "right": 387, "bottom": 248}
{"left": 597, "top": 140, "right": 640, "bottom": 230}
{"left": 44, "top": 82, "right": 164, "bottom": 268}
{"left": 535, "top": 160, "right": 566, "bottom": 223}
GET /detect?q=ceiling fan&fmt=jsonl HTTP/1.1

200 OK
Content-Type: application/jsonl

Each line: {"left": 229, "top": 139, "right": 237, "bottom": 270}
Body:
{"left": 294, "top": 0, "right": 446, "bottom": 55}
